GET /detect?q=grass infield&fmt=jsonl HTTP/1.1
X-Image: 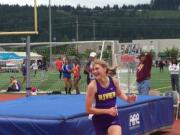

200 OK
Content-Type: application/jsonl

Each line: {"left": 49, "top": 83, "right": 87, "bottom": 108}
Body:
{"left": 0, "top": 67, "right": 175, "bottom": 93}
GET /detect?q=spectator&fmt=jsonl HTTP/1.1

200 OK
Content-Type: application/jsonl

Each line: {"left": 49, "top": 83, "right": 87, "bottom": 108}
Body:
{"left": 31, "top": 60, "right": 38, "bottom": 77}
{"left": 62, "top": 58, "right": 72, "bottom": 94}
{"left": 21, "top": 59, "right": 26, "bottom": 85}
{"left": 55, "top": 57, "right": 63, "bottom": 79}
{"left": 39, "top": 58, "right": 47, "bottom": 81}
{"left": 7, "top": 76, "right": 21, "bottom": 92}
{"left": 168, "top": 59, "right": 179, "bottom": 93}
{"left": 159, "top": 60, "right": 164, "bottom": 72}
{"left": 42, "top": 57, "right": 47, "bottom": 71}
{"left": 155, "top": 60, "right": 159, "bottom": 68}
{"left": 72, "top": 59, "right": 81, "bottom": 94}
{"left": 136, "top": 52, "right": 152, "bottom": 95}
{"left": 84, "top": 52, "right": 97, "bottom": 85}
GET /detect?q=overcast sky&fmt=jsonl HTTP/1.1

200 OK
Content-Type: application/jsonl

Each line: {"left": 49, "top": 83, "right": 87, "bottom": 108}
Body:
{"left": 0, "top": 0, "right": 151, "bottom": 8}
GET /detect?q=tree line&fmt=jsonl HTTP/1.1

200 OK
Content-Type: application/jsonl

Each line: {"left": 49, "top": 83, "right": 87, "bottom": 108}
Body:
{"left": 0, "top": 0, "right": 180, "bottom": 43}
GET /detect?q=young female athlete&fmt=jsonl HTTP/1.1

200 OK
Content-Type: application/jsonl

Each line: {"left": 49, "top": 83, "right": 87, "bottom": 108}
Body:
{"left": 72, "top": 60, "right": 81, "bottom": 94}
{"left": 62, "top": 58, "right": 72, "bottom": 94}
{"left": 86, "top": 59, "right": 136, "bottom": 135}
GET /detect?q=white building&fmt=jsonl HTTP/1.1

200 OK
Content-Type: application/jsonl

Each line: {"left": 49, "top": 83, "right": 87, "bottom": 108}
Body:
{"left": 132, "top": 38, "right": 180, "bottom": 53}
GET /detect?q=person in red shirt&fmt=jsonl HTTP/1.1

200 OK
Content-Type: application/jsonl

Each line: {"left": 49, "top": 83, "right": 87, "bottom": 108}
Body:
{"left": 55, "top": 57, "right": 63, "bottom": 79}
{"left": 136, "top": 52, "right": 152, "bottom": 95}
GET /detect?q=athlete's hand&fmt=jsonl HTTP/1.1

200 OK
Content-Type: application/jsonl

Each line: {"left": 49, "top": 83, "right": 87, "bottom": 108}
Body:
{"left": 107, "top": 107, "right": 118, "bottom": 116}
{"left": 127, "top": 94, "right": 137, "bottom": 103}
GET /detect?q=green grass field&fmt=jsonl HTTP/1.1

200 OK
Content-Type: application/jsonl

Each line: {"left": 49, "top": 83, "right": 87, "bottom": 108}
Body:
{"left": 151, "top": 67, "right": 171, "bottom": 92}
{"left": 0, "top": 67, "right": 176, "bottom": 93}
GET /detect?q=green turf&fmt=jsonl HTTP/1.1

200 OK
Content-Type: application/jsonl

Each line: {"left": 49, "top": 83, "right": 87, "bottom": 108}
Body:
{"left": 0, "top": 69, "right": 87, "bottom": 92}
{"left": 0, "top": 67, "right": 177, "bottom": 93}
{"left": 151, "top": 67, "right": 172, "bottom": 92}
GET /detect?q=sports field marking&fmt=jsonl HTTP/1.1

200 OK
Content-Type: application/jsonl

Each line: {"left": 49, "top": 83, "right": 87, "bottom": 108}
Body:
{"left": 152, "top": 86, "right": 171, "bottom": 91}
{"left": 152, "top": 79, "right": 170, "bottom": 81}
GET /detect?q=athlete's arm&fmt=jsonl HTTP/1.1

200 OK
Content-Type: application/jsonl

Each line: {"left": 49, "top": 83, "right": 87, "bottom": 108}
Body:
{"left": 113, "top": 78, "right": 128, "bottom": 101}
{"left": 85, "top": 80, "right": 117, "bottom": 116}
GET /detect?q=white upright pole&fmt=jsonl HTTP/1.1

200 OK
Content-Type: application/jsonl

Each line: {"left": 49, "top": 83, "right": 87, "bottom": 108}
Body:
{"left": 111, "top": 41, "right": 115, "bottom": 66}
{"left": 100, "top": 41, "right": 105, "bottom": 60}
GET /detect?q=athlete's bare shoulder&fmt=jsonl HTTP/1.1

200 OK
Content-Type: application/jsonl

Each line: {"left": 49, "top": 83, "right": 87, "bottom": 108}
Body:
{"left": 112, "top": 77, "right": 119, "bottom": 86}
{"left": 87, "top": 80, "right": 97, "bottom": 93}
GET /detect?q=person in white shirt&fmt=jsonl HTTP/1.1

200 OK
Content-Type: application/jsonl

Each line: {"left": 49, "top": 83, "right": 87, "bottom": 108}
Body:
{"left": 84, "top": 52, "right": 97, "bottom": 85}
{"left": 168, "top": 59, "right": 179, "bottom": 93}
{"left": 31, "top": 60, "right": 38, "bottom": 77}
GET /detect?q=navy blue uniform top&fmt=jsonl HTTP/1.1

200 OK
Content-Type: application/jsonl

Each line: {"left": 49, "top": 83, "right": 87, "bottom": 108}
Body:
{"left": 62, "top": 64, "right": 72, "bottom": 78}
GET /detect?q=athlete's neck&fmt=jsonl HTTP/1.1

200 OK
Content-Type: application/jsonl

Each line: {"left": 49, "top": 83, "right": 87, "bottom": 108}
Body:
{"left": 97, "top": 76, "right": 109, "bottom": 88}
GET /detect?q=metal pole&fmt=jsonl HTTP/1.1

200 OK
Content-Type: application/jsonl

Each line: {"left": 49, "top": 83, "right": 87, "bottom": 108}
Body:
{"left": 49, "top": 0, "right": 52, "bottom": 67}
{"left": 26, "top": 36, "right": 31, "bottom": 97}
{"left": 127, "top": 62, "right": 130, "bottom": 94}
{"left": 93, "top": 20, "right": 96, "bottom": 40}
{"left": 76, "top": 16, "right": 79, "bottom": 41}
{"left": 111, "top": 41, "right": 115, "bottom": 66}
{"left": 76, "top": 16, "right": 79, "bottom": 54}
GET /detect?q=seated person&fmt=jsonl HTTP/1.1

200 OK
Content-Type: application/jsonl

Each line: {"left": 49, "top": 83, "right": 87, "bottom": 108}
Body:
{"left": 7, "top": 76, "right": 21, "bottom": 92}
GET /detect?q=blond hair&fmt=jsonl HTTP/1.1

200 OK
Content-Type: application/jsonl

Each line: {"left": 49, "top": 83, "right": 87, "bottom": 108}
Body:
{"left": 108, "top": 67, "right": 117, "bottom": 77}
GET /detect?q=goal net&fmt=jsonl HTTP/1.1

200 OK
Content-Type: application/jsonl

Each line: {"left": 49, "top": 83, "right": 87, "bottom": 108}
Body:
{"left": 113, "top": 43, "right": 141, "bottom": 94}
{"left": 36, "top": 40, "right": 115, "bottom": 92}
{"left": 0, "top": 40, "right": 140, "bottom": 94}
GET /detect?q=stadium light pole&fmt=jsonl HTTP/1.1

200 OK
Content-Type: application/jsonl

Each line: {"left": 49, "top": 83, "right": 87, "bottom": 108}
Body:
{"left": 49, "top": 0, "right": 52, "bottom": 68}
{"left": 76, "top": 16, "right": 79, "bottom": 54}
{"left": 93, "top": 20, "right": 96, "bottom": 40}
{"left": 76, "top": 16, "right": 79, "bottom": 41}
